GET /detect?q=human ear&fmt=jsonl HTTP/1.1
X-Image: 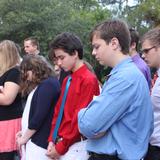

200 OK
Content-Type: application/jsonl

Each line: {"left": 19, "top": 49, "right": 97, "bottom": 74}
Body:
{"left": 73, "top": 50, "right": 78, "bottom": 58}
{"left": 110, "top": 37, "right": 119, "bottom": 50}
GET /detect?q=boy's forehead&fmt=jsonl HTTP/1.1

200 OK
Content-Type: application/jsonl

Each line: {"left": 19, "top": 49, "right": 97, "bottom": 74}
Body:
{"left": 142, "top": 39, "right": 151, "bottom": 47}
{"left": 54, "top": 48, "right": 65, "bottom": 54}
{"left": 92, "top": 33, "right": 101, "bottom": 40}
{"left": 24, "top": 40, "right": 32, "bottom": 45}
{"left": 54, "top": 48, "right": 68, "bottom": 57}
{"left": 92, "top": 35, "right": 99, "bottom": 42}
{"left": 92, "top": 35, "right": 104, "bottom": 45}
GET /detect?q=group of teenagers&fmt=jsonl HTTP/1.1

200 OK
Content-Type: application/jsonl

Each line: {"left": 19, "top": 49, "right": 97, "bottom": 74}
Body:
{"left": 0, "top": 18, "right": 159, "bottom": 160}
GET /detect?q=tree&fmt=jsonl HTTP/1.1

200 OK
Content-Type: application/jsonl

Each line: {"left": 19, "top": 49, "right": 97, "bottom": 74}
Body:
{"left": 0, "top": 0, "right": 73, "bottom": 55}
{"left": 0, "top": 0, "right": 112, "bottom": 81}
{"left": 137, "top": 0, "right": 160, "bottom": 27}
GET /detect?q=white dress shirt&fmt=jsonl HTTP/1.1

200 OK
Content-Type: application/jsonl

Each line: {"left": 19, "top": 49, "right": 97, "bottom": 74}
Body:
{"left": 150, "top": 68, "right": 160, "bottom": 147}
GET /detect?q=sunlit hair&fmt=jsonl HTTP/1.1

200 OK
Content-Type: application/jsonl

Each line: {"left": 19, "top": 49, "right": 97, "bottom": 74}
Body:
{"left": 0, "top": 40, "right": 20, "bottom": 75}
{"left": 20, "top": 54, "right": 55, "bottom": 96}
{"left": 141, "top": 27, "right": 160, "bottom": 47}
{"left": 90, "top": 19, "right": 130, "bottom": 55}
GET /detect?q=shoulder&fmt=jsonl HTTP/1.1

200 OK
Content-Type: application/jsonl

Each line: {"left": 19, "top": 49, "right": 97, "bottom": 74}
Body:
{"left": 2, "top": 66, "right": 20, "bottom": 84}
{"left": 114, "top": 62, "right": 145, "bottom": 85}
{"left": 38, "top": 76, "right": 60, "bottom": 91}
{"left": 80, "top": 71, "right": 98, "bottom": 87}
{"left": 5, "top": 66, "right": 20, "bottom": 75}
{"left": 41, "top": 76, "right": 59, "bottom": 85}
{"left": 81, "top": 66, "right": 97, "bottom": 79}
{"left": 137, "top": 59, "right": 150, "bottom": 73}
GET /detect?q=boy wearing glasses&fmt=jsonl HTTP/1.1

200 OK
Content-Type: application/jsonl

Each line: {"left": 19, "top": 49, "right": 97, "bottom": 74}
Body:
{"left": 141, "top": 27, "right": 160, "bottom": 160}
{"left": 129, "top": 28, "right": 151, "bottom": 88}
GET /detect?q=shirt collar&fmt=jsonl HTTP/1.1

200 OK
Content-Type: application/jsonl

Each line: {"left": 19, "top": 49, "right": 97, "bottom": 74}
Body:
{"left": 70, "top": 64, "right": 87, "bottom": 78}
{"left": 109, "top": 57, "right": 132, "bottom": 77}
{"left": 132, "top": 54, "right": 140, "bottom": 60}
{"left": 157, "top": 68, "right": 160, "bottom": 77}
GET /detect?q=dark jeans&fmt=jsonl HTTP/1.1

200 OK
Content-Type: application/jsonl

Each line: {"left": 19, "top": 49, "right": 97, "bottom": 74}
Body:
{"left": 88, "top": 152, "right": 119, "bottom": 160}
{"left": 88, "top": 152, "right": 144, "bottom": 160}
{"left": 144, "top": 144, "right": 160, "bottom": 160}
{"left": 0, "top": 151, "right": 18, "bottom": 160}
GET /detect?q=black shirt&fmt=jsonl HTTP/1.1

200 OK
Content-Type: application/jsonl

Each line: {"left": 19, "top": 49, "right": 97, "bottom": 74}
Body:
{"left": 0, "top": 67, "right": 23, "bottom": 121}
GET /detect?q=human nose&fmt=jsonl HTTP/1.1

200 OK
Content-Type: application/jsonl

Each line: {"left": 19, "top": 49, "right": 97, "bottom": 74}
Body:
{"left": 141, "top": 52, "right": 145, "bottom": 59}
{"left": 54, "top": 64, "right": 60, "bottom": 71}
{"left": 92, "top": 49, "right": 96, "bottom": 56}
{"left": 57, "top": 59, "right": 62, "bottom": 66}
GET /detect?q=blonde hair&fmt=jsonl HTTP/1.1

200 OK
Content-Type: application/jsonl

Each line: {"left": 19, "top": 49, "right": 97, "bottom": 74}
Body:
{"left": 0, "top": 40, "right": 20, "bottom": 75}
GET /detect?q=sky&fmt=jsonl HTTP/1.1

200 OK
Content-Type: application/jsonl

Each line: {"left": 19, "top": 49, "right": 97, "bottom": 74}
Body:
{"left": 127, "top": 0, "right": 137, "bottom": 6}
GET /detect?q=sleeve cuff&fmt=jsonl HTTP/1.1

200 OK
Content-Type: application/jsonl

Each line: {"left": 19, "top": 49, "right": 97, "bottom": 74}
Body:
{"left": 55, "top": 141, "right": 68, "bottom": 155}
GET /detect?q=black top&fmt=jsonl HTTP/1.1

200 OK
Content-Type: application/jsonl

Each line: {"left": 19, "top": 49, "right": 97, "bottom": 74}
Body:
{"left": 28, "top": 76, "right": 60, "bottom": 149}
{"left": 0, "top": 67, "right": 23, "bottom": 121}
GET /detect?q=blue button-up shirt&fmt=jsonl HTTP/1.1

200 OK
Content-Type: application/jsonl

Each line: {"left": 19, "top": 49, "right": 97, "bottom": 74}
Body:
{"left": 78, "top": 58, "right": 153, "bottom": 160}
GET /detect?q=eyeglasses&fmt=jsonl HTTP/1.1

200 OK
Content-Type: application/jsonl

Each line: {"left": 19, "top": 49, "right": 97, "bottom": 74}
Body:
{"left": 141, "top": 46, "right": 156, "bottom": 54}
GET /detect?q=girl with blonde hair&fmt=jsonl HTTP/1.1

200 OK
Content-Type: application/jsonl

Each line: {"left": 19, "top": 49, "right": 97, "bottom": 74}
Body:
{"left": 0, "top": 40, "right": 23, "bottom": 160}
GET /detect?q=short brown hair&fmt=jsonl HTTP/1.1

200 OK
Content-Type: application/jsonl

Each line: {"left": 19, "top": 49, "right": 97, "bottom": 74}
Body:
{"left": 141, "top": 27, "right": 160, "bottom": 47}
{"left": 24, "top": 37, "right": 40, "bottom": 50}
{"left": 90, "top": 19, "right": 130, "bottom": 55}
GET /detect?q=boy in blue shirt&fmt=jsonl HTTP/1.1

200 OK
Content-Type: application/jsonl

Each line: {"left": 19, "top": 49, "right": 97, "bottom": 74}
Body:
{"left": 78, "top": 19, "right": 153, "bottom": 160}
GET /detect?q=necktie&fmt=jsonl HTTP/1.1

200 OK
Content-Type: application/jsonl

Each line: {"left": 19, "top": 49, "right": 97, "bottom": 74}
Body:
{"left": 53, "top": 76, "right": 72, "bottom": 142}
{"left": 151, "top": 71, "right": 158, "bottom": 88}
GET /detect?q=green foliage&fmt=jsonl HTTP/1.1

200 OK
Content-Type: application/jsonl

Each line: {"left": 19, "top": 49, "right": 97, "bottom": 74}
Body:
{"left": 120, "top": 0, "right": 160, "bottom": 30}
{"left": 0, "top": 0, "right": 160, "bottom": 81}
{"left": 138, "top": 0, "right": 160, "bottom": 26}
{"left": 0, "top": 0, "right": 112, "bottom": 81}
{"left": 0, "top": 0, "right": 110, "bottom": 52}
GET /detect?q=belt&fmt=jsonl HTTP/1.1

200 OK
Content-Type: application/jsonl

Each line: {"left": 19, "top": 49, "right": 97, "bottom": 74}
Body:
{"left": 55, "top": 136, "right": 86, "bottom": 144}
{"left": 89, "top": 152, "right": 120, "bottom": 160}
{"left": 149, "top": 144, "right": 160, "bottom": 151}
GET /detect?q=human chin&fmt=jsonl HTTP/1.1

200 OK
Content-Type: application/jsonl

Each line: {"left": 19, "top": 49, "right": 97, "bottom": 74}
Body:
{"left": 61, "top": 67, "right": 70, "bottom": 72}
{"left": 145, "top": 60, "right": 151, "bottom": 67}
{"left": 98, "top": 60, "right": 105, "bottom": 66}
